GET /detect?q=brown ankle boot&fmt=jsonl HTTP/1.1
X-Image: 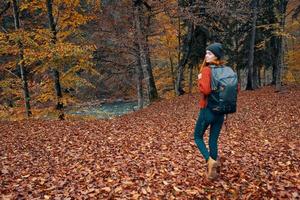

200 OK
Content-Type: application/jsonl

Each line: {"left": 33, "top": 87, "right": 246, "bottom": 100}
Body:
{"left": 207, "top": 157, "right": 218, "bottom": 179}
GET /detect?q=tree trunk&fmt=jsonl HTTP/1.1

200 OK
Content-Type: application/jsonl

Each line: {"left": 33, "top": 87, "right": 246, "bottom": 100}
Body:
{"left": 253, "top": 60, "right": 259, "bottom": 88}
{"left": 168, "top": 51, "right": 176, "bottom": 95}
{"left": 262, "top": 67, "right": 265, "bottom": 86}
{"left": 258, "top": 65, "right": 262, "bottom": 86}
{"left": 133, "top": 1, "right": 158, "bottom": 102}
{"left": 246, "top": 0, "right": 258, "bottom": 90}
{"left": 19, "top": 45, "right": 32, "bottom": 117}
{"left": 275, "top": 0, "right": 288, "bottom": 92}
{"left": 53, "top": 70, "right": 63, "bottom": 108}
{"left": 270, "top": 36, "right": 277, "bottom": 84}
{"left": 237, "top": 67, "right": 241, "bottom": 86}
{"left": 136, "top": 66, "right": 144, "bottom": 109}
{"left": 188, "top": 63, "right": 193, "bottom": 94}
{"left": 177, "top": 10, "right": 181, "bottom": 84}
{"left": 135, "top": 46, "right": 144, "bottom": 109}
{"left": 263, "top": 66, "right": 266, "bottom": 86}
{"left": 46, "top": 0, "right": 64, "bottom": 120}
{"left": 145, "top": 36, "right": 159, "bottom": 101}
{"left": 12, "top": 0, "right": 32, "bottom": 117}
{"left": 175, "top": 22, "right": 194, "bottom": 95}
{"left": 163, "top": 26, "right": 176, "bottom": 94}
{"left": 275, "top": 32, "right": 284, "bottom": 91}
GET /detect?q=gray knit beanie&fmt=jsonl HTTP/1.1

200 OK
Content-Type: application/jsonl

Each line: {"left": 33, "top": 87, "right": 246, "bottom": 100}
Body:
{"left": 206, "top": 43, "right": 224, "bottom": 59}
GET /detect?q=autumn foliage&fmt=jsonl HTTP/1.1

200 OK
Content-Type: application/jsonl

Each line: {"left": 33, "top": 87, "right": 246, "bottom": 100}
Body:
{"left": 1, "top": 85, "right": 299, "bottom": 199}
{"left": 0, "top": 0, "right": 300, "bottom": 119}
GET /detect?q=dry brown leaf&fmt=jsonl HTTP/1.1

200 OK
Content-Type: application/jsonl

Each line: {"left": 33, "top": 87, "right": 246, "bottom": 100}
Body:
{"left": 101, "top": 187, "right": 111, "bottom": 193}
{"left": 0, "top": 86, "right": 299, "bottom": 199}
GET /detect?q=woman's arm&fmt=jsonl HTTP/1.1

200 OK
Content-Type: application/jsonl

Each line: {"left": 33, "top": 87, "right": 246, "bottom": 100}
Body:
{"left": 198, "top": 67, "right": 211, "bottom": 95}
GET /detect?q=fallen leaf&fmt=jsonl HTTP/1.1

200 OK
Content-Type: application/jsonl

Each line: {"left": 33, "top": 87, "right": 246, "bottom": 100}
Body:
{"left": 173, "top": 186, "right": 182, "bottom": 192}
{"left": 101, "top": 187, "right": 111, "bottom": 193}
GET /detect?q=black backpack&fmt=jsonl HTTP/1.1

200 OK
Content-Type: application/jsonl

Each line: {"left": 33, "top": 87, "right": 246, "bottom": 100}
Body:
{"left": 207, "top": 65, "right": 238, "bottom": 114}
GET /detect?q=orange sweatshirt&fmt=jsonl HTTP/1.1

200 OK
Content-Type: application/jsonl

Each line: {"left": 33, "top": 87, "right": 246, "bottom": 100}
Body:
{"left": 198, "top": 66, "right": 212, "bottom": 108}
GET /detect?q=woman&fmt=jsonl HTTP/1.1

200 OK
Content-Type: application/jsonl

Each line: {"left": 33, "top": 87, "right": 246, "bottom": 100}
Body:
{"left": 194, "top": 42, "right": 225, "bottom": 180}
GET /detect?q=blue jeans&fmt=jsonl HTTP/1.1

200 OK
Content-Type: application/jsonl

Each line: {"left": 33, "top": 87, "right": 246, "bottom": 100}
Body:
{"left": 194, "top": 108, "right": 225, "bottom": 161}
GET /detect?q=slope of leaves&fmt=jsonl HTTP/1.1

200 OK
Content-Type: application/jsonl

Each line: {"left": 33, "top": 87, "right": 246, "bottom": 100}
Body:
{"left": 1, "top": 85, "right": 299, "bottom": 199}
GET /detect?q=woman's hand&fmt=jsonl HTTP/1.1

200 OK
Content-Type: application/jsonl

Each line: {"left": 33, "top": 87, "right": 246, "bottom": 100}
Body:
{"left": 198, "top": 73, "right": 202, "bottom": 80}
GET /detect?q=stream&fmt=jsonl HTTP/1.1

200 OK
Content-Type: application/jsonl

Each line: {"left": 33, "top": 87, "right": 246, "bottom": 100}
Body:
{"left": 66, "top": 101, "right": 139, "bottom": 119}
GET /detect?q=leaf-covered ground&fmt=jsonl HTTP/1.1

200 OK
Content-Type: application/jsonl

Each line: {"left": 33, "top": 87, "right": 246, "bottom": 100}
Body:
{"left": 1, "top": 85, "right": 299, "bottom": 199}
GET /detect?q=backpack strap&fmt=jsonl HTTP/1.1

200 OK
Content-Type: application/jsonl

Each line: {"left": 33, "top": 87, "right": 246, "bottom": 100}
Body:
{"left": 209, "top": 65, "right": 218, "bottom": 91}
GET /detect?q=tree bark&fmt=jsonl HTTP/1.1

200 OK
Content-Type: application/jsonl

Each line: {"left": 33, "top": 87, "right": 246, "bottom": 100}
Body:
{"left": 135, "top": 52, "right": 144, "bottom": 109}
{"left": 12, "top": 0, "right": 32, "bottom": 117}
{"left": 263, "top": 66, "right": 266, "bottom": 86}
{"left": 177, "top": 10, "right": 181, "bottom": 86}
{"left": 144, "top": 35, "right": 158, "bottom": 101}
{"left": 253, "top": 59, "right": 259, "bottom": 88}
{"left": 133, "top": 41, "right": 145, "bottom": 109}
{"left": 275, "top": 0, "right": 288, "bottom": 92}
{"left": 258, "top": 65, "right": 262, "bottom": 86}
{"left": 275, "top": 35, "right": 284, "bottom": 91}
{"left": 246, "top": 0, "right": 258, "bottom": 90}
{"left": 46, "top": 0, "right": 64, "bottom": 119}
{"left": 133, "top": 1, "right": 158, "bottom": 102}
{"left": 19, "top": 44, "right": 32, "bottom": 117}
{"left": 188, "top": 63, "right": 193, "bottom": 94}
{"left": 175, "top": 22, "right": 194, "bottom": 95}
{"left": 168, "top": 49, "right": 176, "bottom": 95}
{"left": 164, "top": 26, "right": 176, "bottom": 95}
{"left": 271, "top": 36, "right": 277, "bottom": 84}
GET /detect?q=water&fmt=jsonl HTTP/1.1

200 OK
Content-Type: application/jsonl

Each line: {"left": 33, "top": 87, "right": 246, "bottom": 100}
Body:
{"left": 67, "top": 101, "right": 139, "bottom": 119}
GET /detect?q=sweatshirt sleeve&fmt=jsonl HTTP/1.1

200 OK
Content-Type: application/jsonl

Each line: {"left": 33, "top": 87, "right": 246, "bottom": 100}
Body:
{"left": 198, "top": 67, "right": 211, "bottom": 95}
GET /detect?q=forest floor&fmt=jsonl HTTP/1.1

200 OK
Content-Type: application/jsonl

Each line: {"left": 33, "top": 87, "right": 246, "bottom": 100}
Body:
{"left": 1, "top": 85, "right": 299, "bottom": 199}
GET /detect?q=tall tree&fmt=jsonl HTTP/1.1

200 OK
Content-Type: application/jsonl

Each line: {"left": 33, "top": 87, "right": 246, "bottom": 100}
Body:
{"left": 46, "top": 0, "right": 64, "bottom": 120}
{"left": 175, "top": 20, "right": 194, "bottom": 96}
{"left": 135, "top": 44, "right": 144, "bottom": 109}
{"left": 246, "top": 0, "right": 259, "bottom": 90}
{"left": 133, "top": 0, "right": 158, "bottom": 102}
{"left": 19, "top": 0, "right": 97, "bottom": 117}
{"left": 174, "top": 0, "right": 195, "bottom": 96}
{"left": 12, "top": 0, "right": 32, "bottom": 117}
{"left": 275, "top": 0, "right": 289, "bottom": 91}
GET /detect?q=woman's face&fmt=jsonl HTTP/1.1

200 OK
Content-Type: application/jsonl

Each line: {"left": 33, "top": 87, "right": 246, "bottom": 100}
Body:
{"left": 205, "top": 50, "right": 218, "bottom": 63}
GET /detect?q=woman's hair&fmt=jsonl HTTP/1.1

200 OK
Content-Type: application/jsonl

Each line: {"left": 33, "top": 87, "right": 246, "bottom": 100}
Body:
{"left": 199, "top": 58, "right": 226, "bottom": 72}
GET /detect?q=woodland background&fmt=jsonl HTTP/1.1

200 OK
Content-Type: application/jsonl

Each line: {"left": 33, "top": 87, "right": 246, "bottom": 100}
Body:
{"left": 0, "top": 1, "right": 300, "bottom": 199}
{"left": 0, "top": 0, "right": 299, "bottom": 120}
